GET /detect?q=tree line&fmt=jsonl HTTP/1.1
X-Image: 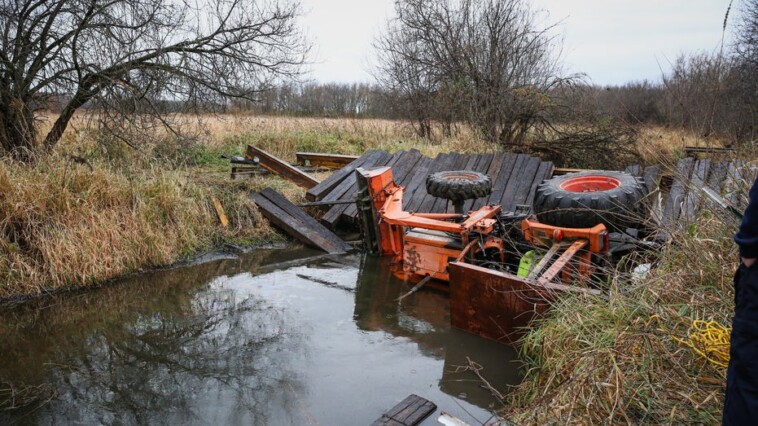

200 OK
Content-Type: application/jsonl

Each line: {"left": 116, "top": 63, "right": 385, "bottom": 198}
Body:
{"left": 1, "top": 0, "right": 755, "bottom": 163}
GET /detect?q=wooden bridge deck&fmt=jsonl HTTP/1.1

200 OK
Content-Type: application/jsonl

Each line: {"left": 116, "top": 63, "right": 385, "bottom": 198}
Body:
{"left": 244, "top": 142, "right": 753, "bottom": 238}
{"left": 625, "top": 159, "right": 755, "bottom": 228}
{"left": 306, "top": 149, "right": 554, "bottom": 229}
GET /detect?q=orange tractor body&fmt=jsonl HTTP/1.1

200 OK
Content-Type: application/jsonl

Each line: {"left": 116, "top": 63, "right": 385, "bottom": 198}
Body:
{"left": 356, "top": 166, "right": 608, "bottom": 284}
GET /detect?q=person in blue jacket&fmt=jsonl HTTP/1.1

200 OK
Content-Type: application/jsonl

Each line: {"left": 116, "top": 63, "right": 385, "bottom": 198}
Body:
{"left": 724, "top": 175, "right": 758, "bottom": 425}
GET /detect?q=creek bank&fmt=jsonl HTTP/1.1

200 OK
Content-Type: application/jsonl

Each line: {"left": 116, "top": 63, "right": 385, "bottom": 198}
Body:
{"left": 0, "top": 242, "right": 291, "bottom": 307}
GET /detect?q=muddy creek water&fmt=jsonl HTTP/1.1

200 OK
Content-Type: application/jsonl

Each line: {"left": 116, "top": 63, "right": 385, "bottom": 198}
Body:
{"left": 0, "top": 248, "right": 521, "bottom": 425}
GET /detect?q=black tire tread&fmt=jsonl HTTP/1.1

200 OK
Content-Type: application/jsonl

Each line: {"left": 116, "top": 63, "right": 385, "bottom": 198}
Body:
{"left": 533, "top": 171, "right": 647, "bottom": 229}
{"left": 426, "top": 170, "right": 492, "bottom": 202}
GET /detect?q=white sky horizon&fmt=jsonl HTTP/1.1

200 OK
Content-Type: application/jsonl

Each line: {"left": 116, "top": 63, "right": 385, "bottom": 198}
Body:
{"left": 298, "top": 0, "right": 739, "bottom": 86}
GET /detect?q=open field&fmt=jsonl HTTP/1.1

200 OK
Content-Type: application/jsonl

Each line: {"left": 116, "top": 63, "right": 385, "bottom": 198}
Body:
{"left": 0, "top": 113, "right": 747, "bottom": 422}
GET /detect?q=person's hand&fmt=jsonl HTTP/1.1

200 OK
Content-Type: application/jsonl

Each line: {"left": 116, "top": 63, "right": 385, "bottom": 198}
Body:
{"left": 743, "top": 257, "right": 757, "bottom": 268}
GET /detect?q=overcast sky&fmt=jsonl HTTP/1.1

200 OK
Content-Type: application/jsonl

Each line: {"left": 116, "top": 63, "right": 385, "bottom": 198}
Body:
{"left": 298, "top": 0, "right": 738, "bottom": 86}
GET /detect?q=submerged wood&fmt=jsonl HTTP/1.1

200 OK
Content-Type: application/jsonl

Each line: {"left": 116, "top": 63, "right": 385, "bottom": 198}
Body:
{"left": 372, "top": 394, "right": 437, "bottom": 426}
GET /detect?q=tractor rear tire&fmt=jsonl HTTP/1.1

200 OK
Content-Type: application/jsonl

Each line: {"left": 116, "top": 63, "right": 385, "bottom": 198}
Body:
{"left": 533, "top": 171, "right": 647, "bottom": 229}
{"left": 426, "top": 171, "right": 492, "bottom": 202}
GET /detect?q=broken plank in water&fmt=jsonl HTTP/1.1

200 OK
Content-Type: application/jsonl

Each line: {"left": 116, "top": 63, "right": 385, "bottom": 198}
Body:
{"left": 260, "top": 188, "right": 352, "bottom": 253}
{"left": 246, "top": 144, "right": 320, "bottom": 189}
{"left": 371, "top": 394, "right": 437, "bottom": 426}
{"left": 250, "top": 191, "right": 350, "bottom": 254}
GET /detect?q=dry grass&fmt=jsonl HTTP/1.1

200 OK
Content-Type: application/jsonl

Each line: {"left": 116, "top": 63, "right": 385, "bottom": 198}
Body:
{"left": 503, "top": 185, "right": 746, "bottom": 424}
{"left": 0, "top": 151, "right": 283, "bottom": 299}
{"left": 636, "top": 126, "right": 730, "bottom": 164}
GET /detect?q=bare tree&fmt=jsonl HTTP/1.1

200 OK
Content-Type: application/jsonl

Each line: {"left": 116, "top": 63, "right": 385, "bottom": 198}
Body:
{"left": 734, "top": 0, "right": 758, "bottom": 70}
{"left": 0, "top": 0, "right": 307, "bottom": 161}
{"left": 374, "top": 0, "right": 572, "bottom": 146}
{"left": 374, "top": 24, "right": 439, "bottom": 138}
{"left": 731, "top": 0, "right": 758, "bottom": 140}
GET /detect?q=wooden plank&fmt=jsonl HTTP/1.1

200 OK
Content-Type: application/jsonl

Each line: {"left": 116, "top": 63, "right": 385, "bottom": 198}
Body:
{"left": 642, "top": 164, "right": 662, "bottom": 193}
{"left": 230, "top": 166, "right": 268, "bottom": 180}
{"left": 707, "top": 161, "right": 728, "bottom": 192}
{"left": 661, "top": 157, "right": 695, "bottom": 227}
{"left": 681, "top": 159, "right": 711, "bottom": 223}
{"left": 624, "top": 164, "right": 642, "bottom": 177}
{"left": 250, "top": 192, "right": 348, "bottom": 254}
{"left": 490, "top": 154, "right": 527, "bottom": 206}
{"left": 305, "top": 150, "right": 379, "bottom": 201}
{"left": 321, "top": 151, "right": 398, "bottom": 228}
{"left": 341, "top": 150, "right": 422, "bottom": 223}
{"left": 487, "top": 152, "right": 518, "bottom": 204}
{"left": 401, "top": 156, "right": 434, "bottom": 211}
{"left": 502, "top": 156, "right": 540, "bottom": 212}
{"left": 246, "top": 144, "right": 320, "bottom": 190}
{"left": 725, "top": 160, "right": 748, "bottom": 209}
{"left": 371, "top": 394, "right": 437, "bottom": 426}
{"left": 296, "top": 152, "right": 359, "bottom": 169}
{"left": 392, "top": 149, "right": 425, "bottom": 188}
{"left": 321, "top": 151, "right": 391, "bottom": 203}
{"left": 211, "top": 197, "right": 229, "bottom": 227}
{"left": 463, "top": 154, "right": 495, "bottom": 212}
{"left": 473, "top": 152, "right": 506, "bottom": 210}
{"left": 525, "top": 161, "right": 554, "bottom": 209}
{"left": 259, "top": 188, "right": 352, "bottom": 252}
{"left": 683, "top": 146, "right": 735, "bottom": 157}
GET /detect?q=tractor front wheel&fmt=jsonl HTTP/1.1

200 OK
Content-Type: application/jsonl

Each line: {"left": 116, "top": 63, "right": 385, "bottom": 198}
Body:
{"left": 426, "top": 171, "right": 492, "bottom": 202}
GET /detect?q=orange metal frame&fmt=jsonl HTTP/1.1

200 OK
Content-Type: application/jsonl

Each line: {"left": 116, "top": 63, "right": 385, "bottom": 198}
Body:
{"left": 359, "top": 166, "right": 609, "bottom": 286}
{"left": 361, "top": 167, "right": 500, "bottom": 258}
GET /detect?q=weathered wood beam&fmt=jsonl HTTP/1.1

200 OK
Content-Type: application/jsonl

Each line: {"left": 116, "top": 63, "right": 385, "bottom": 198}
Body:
{"left": 250, "top": 189, "right": 351, "bottom": 254}
{"left": 246, "top": 144, "right": 320, "bottom": 189}
{"left": 371, "top": 394, "right": 437, "bottom": 426}
{"left": 295, "top": 152, "right": 359, "bottom": 169}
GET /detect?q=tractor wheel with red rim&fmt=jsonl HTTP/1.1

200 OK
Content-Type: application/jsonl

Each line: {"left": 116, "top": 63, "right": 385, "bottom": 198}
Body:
{"left": 533, "top": 171, "right": 647, "bottom": 230}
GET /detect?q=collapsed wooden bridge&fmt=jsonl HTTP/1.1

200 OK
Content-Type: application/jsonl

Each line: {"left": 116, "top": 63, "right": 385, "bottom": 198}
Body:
{"left": 244, "top": 144, "right": 754, "bottom": 355}
{"left": 304, "top": 148, "right": 554, "bottom": 229}
{"left": 244, "top": 143, "right": 754, "bottom": 252}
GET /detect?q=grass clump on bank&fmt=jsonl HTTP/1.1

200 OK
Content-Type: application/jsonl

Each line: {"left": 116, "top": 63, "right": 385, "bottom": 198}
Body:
{"left": 505, "top": 206, "right": 739, "bottom": 423}
{"left": 0, "top": 152, "right": 279, "bottom": 299}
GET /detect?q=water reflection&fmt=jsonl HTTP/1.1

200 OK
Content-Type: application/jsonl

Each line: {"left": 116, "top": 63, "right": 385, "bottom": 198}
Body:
{"left": 0, "top": 248, "right": 521, "bottom": 425}
{"left": 353, "top": 256, "right": 522, "bottom": 407}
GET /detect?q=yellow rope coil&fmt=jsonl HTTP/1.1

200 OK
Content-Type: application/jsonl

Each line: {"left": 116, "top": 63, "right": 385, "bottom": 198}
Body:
{"left": 649, "top": 316, "right": 732, "bottom": 368}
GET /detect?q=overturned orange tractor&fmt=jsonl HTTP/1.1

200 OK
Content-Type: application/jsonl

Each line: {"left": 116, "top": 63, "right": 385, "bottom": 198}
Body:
{"left": 355, "top": 166, "right": 646, "bottom": 344}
